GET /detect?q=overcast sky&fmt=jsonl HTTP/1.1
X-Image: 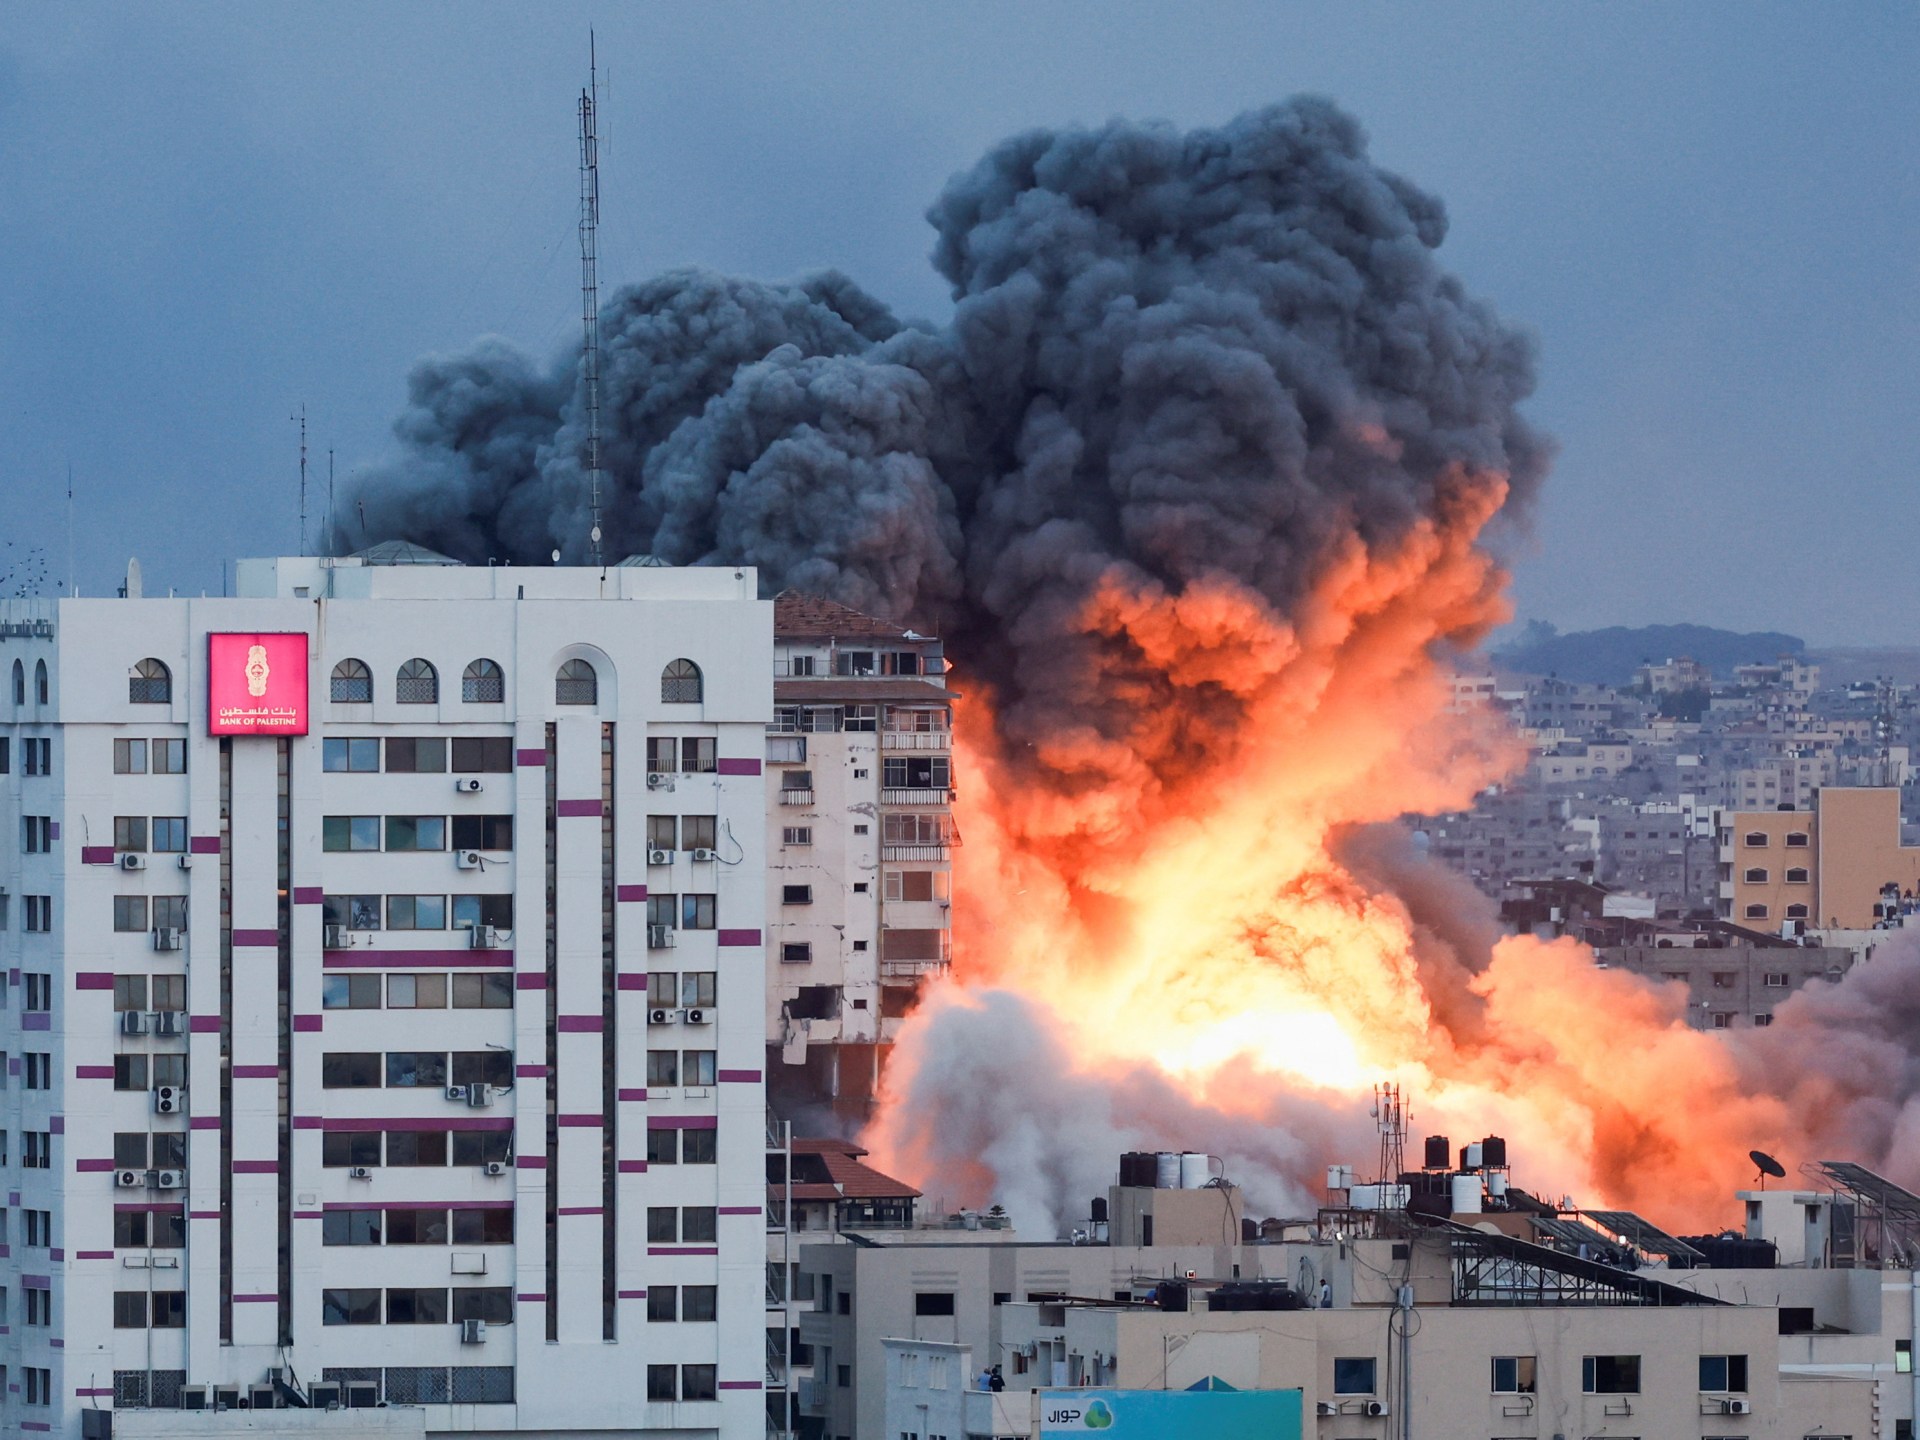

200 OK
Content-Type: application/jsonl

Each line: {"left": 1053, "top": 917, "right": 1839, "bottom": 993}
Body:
{"left": 2, "top": 4, "right": 1915, "bottom": 642}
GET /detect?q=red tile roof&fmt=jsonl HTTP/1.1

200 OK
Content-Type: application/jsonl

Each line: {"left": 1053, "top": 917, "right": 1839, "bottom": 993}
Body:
{"left": 774, "top": 590, "right": 915, "bottom": 643}
{"left": 782, "top": 1137, "right": 922, "bottom": 1200}
{"left": 772, "top": 678, "right": 960, "bottom": 704}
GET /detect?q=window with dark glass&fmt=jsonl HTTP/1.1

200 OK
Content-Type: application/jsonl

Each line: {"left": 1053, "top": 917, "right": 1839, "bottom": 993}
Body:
{"left": 555, "top": 658, "right": 597, "bottom": 705}
{"left": 451, "top": 736, "right": 514, "bottom": 773}
{"left": 321, "top": 1133, "right": 381, "bottom": 1168}
{"left": 451, "top": 814, "right": 513, "bottom": 850}
{"left": 661, "top": 659, "right": 702, "bottom": 703}
{"left": 385, "top": 1131, "right": 449, "bottom": 1166}
{"left": 386, "top": 1052, "right": 449, "bottom": 1088}
{"left": 322, "top": 1053, "right": 382, "bottom": 1089}
{"left": 451, "top": 893, "right": 514, "bottom": 930}
{"left": 462, "top": 659, "right": 505, "bottom": 703}
{"left": 322, "top": 1288, "right": 381, "bottom": 1325}
{"left": 330, "top": 659, "right": 373, "bottom": 703}
{"left": 323, "top": 737, "right": 381, "bottom": 772}
{"left": 385, "top": 815, "right": 446, "bottom": 851}
{"left": 385, "top": 736, "right": 448, "bottom": 773}
{"left": 396, "top": 658, "right": 438, "bottom": 704}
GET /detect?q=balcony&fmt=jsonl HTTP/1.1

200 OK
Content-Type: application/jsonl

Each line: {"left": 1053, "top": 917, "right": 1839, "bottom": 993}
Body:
{"left": 881, "top": 845, "right": 949, "bottom": 862}
{"left": 880, "top": 788, "right": 953, "bottom": 806}
{"left": 779, "top": 789, "right": 815, "bottom": 806}
{"left": 881, "top": 729, "right": 949, "bottom": 751}
{"left": 881, "top": 958, "right": 949, "bottom": 981}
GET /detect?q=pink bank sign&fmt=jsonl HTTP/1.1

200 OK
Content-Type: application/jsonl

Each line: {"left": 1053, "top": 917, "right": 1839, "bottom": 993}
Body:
{"left": 208, "top": 633, "right": 310, "bottom": 735}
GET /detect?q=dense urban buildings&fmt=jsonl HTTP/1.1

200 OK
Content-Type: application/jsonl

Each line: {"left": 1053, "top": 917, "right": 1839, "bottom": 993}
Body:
{"left": 0, "top": 550, "right": 771, "bottom": 1437}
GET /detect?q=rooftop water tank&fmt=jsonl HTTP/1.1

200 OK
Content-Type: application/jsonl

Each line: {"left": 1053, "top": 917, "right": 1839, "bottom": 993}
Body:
{"left": 1155, "top": 1152, "right": 1180, "bottom": 1189}
{"left": 1451, "top": 1173, "right": 1484, "bottom": 1215}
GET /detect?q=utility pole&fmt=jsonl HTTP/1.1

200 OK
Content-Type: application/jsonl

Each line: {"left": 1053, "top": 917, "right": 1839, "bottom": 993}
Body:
{"left": 578, "top": 32, "right": 605, "bottom": 568}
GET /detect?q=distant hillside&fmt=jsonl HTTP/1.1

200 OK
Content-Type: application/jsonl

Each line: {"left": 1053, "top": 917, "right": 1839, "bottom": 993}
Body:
{"left": 1490, "top": 622, "right": 1805, "bottom": 685}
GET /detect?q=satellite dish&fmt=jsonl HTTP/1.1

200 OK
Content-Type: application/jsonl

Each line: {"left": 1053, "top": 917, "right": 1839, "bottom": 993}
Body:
{"left": 1750, "top": 1149, "right": 1786, "bottom": 1187}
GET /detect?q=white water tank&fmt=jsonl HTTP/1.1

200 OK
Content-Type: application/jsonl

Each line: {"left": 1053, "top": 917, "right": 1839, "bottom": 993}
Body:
{"left": 1179, "top": 1153, "right": 1220, "bottom": 1189}
{"left": 1486, "top": 1172, "right": 1509, "bottom": 1199}
{"left": 1326, "top": 1164, "right": 1356, "bottom": 1191}
{"left": 1462, "top": 1142, "right": 1484, "bottom": 1170}
{"left": 1451, "top": 1173, "right": 1484, "bottom": 1214}
{"left": 1155, "top": 1152, "right": 1180, "bottom": 1189}
{"left": 1349, "top": 1184, "right": 1384, "bottom": 1211}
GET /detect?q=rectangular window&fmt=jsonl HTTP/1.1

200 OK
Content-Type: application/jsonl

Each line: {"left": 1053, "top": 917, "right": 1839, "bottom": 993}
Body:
{"left": 647, "top": 814, "right": 677, "bottom": 848}
{"left": 152, "top": 1291, "right": 186, "bottom": 1327}
{"left": 451, "top": 893, "right": 514, "bottom": 930}
{"left": 25, "top": 895, "right": 51, "bottom": 931}
{"left": 452, "top": 1287, "right": 513, "bottom": 1324}
{"left": 114, "top": 1054, "right": 149, "bottom": 1090}
{"left": 23, "top": 1053, "right": 50, "bottom": 1090}
{"left": 115, "top": 738, "right": 148, "bottom": 773}
{"left": 648, "top": 1206, "right": 678, "bottom": 1243}
{"left": 450, "top": 736, "right": 513, "bottom": 773}
{"left": 322, "top": 1288, "right": 381, "bottom": 1325}
{"left": 386, "top": 815, "right": 447, "bottom": 852}
{"left": 681, "top": 815, "right": 717, "bottom": 850}
{"left": 782, "top": 884, "right": 813, "bottom": 905}
{"left": 25, "top": 972, "right": 51, "bottom": 1010}
{"left": 322, "top": 816, "right": 381, "bottom": 851}
{"left": 322, "top": 1053, "right": 382, "bottom": 1089}
{"left": 1699, "top": 1354, "right": 1748, "bottom": 1392}
{"left": 645, "top": 738, "right": 678, "bottom": 774}
{"left": 386, "top": 973, "right": 448, "bottom": 1009}
{"left": 388, "top": 894, "right": 447, "bottom": 930}
{"left": 25, "top": 1209, "right": 53, "bottom": 1246}
{"left": 681, "top": 894, "right": 716, "bottom": 929}
{"left": 154, "top": 738, "right": 186, "bottom": 773}
{"left": 451, "top": 1208, "right": 514, "bottom": 1244}
{"left": 450, "top": 1130, "right": 512, "bottom": 1166}
{"left": 646, "top": 1129, "right": 678, "bottom": 1166}
{"left": 1582, "top": 1355, "right": 1641, "bottom": 1394}
{"left": 322, "top": 1210, "right": 382, "bottom": 1246}
{"left": 24, "top": 1287, "right": 50, "bottom": 1326}
{"left": 648, "top": 1286, "right": 677, "bottom": 1321}
{"left": 1333, "top": 1356, "right": 1377, "bottom": 1395}
{"left": 150, "top": 817, "right": 187, "bottom": 852}
{"left": 681, "top": 1208, "right": 716, "bottom": 1244}
{"left": 882, "top": 813, "right": 955, "bottom": 846}
{"left": 680, "top": 972, "right": 716, "bottom": 1008}
{"left": 385, "top": 1209, "right": 449, "bottom": 1244}
{"left": 151, "top": 1053, "right": 185, "bottom": 1088}
{"left": 385, "top": 1131, "right": 449, "bottom": 1166}
{"left": 647, "top": 1365, "right": 677, "bottom": 1402}
{"left": 153, "top": 896, "right": 188, "bottom": 932}
{"left": 323, "top": 737, "right": 381, "bottom": 773}
{"left": 449, "top": 1051, "right": 512, "bottom": 1088}
{"left": 114, "top": 896, "right": 149, "bottom": 932}
{"left": 681, "top": 737, "right": 717, "bottom": 773}
{"left": 451, "top": 814, "right": 514, "bottom": 851}
{"left": 151, "top": 973, "right": 186, "bottom": 1010}
{"left": 647, "top": 1050, "right": 680, "bottom": 1087}
{"left": 1491, "top": 1356, "right": 1536, "bottom": 1393}
{"left": 682, "top": 1050, "right": 717, "bottom": 1086}
{"left": 116, "top": 1291, "right": 151, "bottom": 1328}
{"left": 683, "top": 1128, "right": 716, "bottom": 1164}
{"left": 112, "top": 815, "right": 146, "bottom": 852}
{"left": 681, "top": 1364, "right": 717, "bottom": 1401}
{"left": 783, "top": 826, "right": 812, "bottom": 845}
{"left": 882, "top": 756, "right": 951, "bottom": 789}
{"left": 114, "top": 1131, "right": 150, "bottom": 1167}
{"left": 114, "top": 1211, "right": 148, "bottom": 1246}
{"left": 23, "top": 1131, "right": 50, "bottom": 1168}
{"left": 384, "top": 736, "right": 448, "bottom": 773}
{"left": 885, "top": 869, "right": 945, "bottom": 903}
{"left": 322, "top": 974, "right": 382, "bottom": 1009}
{"left": 648, "top": 971, "right": 678, "bottom": 1008}
{"left": 451, "top": 971, "right": 513, "bottom": 1008}
{"left": 385, "top": 1052, "right": 449, "bottom": 1088}
{"left": 324, "top": 894, "right": 382, "bottom": 930}
{"left": 647, "top": 894, "right": 677, "bottom": 930}
{"left": 682, "top": 1285, "right": 718, "bottom": 1322}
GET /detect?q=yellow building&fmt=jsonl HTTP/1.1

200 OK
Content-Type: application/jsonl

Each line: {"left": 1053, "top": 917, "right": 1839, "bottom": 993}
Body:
{"left": 1719, "top": 786, "right": 1920, "bottom": 929}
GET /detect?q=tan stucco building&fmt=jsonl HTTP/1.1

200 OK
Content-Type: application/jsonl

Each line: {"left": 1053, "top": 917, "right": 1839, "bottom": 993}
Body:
{"left": 1719, "top": 785, "right": 1920, "bottom": 929}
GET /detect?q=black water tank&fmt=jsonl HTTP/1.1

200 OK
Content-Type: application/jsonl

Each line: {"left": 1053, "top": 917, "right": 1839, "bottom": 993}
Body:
{"left": 1091, "top": 1197, "right": 1109, "bottom": 1223}
{"left": 1480, "top": 1135, "right": 1508, "bottom": 1168}
{"left": 1156, "top": 1281, "right": 1188, "bottom": 1313}
{"left": 1119, "top": 1152, "right": 1153, "bottom": 1187}
{"left": 1240, "top": 1218, "right": 1258, "bottom": 1243}
{"left": 1423, "top": 1135, "right": 1451, "bottom": 1170}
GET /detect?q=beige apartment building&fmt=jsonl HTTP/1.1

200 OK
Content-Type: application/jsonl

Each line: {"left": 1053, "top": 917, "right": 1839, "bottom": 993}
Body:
{"left": 1719, "top": 785, "right": 1920, "bottom": 929}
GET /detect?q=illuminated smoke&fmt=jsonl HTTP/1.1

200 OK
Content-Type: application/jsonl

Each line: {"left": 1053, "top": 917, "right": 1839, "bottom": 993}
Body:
{"left": 347, "top": 99, "right": 1881, "bottom": 1235}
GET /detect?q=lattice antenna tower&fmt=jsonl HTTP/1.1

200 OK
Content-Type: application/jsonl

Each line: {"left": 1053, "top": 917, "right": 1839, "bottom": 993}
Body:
{"left": 578, "top": 32, "right": 604, "bottom": 567}
{"left": 294, "top": 403, "right": 308, "bottom": 556}
{"left": 1372, "top": 1082, "right": 1408, "bottom": 1188}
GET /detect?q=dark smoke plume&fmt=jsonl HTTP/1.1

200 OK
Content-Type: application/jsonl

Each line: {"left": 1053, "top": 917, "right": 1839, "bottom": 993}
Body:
{"left": 341, "top": 99, "right": 1548, "bottom": 794}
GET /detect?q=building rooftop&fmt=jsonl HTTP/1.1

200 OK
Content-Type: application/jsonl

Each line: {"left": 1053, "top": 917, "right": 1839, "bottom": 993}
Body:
{"left": 787, "top": 1137, "right": 922, "bottom": 1202}
{"left": 774, "top": 590, "right": 917, "bottom": 643}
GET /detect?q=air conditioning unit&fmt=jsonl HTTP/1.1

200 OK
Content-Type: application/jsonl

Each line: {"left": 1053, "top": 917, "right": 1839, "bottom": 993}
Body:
{"left": 460, "top": 1318, "right": 488, "bottom": 1344}
{"left": 308, "top": 1382, "right": 342, "bottom": 1410}
{"left": 684, "top": 1007, "right": 710, "bottom": 1025}
{"left": 178, "top": 1384, "right": 211, "bottom": 1410}
{"left": 176, "top": 853, "right": 192, "bottom": 870}
{"left": 155, "top": 1169, "right": 184, "bottom": 1190}
{"left": 1315, "top": 1402, "right": 1337, "bottom": 1417}
{"left": 1363, "top": 1400, "right": 1389, "bottom": 1417}
{"left": 213, "top": 1386, "right": 241, "bottom": 1412}
{"left": 648, "top": 924, "right": 676, "bottom": 949}
{"left": 647, "top": 847, "right": 673, "bottom": 866}
{"left": 1723, "top": 1398, "right": 1752, "bottom": 1416}
{"left": 348, "top": 1166, "right": 373, "bottom": 1181}
{"left": 445, "top": 1084, "right": 469, "bottom": 1103}
{"left": 153, "top": 1010, "right": 184, "bottom": 1037}
{"left": 646, "top": 772, "right": 669, "bottom": 789}
{"left": 323, "top": 923, "right": 348, "bottom": 948}
{"left": 456, "top": 849, "right": 483, "bottom": 870}
{"left": 115, "top": 1168, "right": 146, "bottom": 1189}
{"left": 483, "top": 1160, "right": 509, "bottom": 1178}
{"left": 120, "top": 1009, "right": 149, "bottom": 1036}
{"left": 467, "top": 1083, "right": 494, "bottom": 1109}
{"left": 456, "top": 777, "right": 484, "bottom": 794}
{"left": 151, "top": 927, "right": 182, "bottom": 952}
{"left": 469, "top": 925, "right": 499, "bottom": 950}
{"left": 121, "top": 852, "right": 147, "bottom": 871}
{"left": 648, "top": 1007, "right": 675, "bottom": 1025}
{"left": 247, "top": 1384, "right": 277, "bottom": 1411}
{"left": 345, "top": 1381, "right": 379, "bottom": 1409}
{"left": 691, "top": 847, "right": 718, "bottom": 862}
{"left": 152, "top": 1086, "right": 183, "bottom": 1115}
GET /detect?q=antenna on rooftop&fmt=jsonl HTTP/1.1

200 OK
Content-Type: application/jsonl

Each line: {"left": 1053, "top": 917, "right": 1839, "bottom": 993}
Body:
{"left": 1372, "top": 1082, "right": 1407, "bottom": 1188}
{"left": 578, "top": 31, "right": 605, "bottom": 569}
{"left": 1751, "top": 1149, "right": 1786, "bottom": 1191}
{"left": 294, "top": 403, "right": 309, "bottom": 556}
{"left": 327, "top": 448, "right": 336, "bottom": 556}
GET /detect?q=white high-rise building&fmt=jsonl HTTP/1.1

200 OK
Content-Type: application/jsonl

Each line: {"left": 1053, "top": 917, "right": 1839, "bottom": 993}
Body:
{"left": 0, "top": 549, "right": 771, "bottom": 1438}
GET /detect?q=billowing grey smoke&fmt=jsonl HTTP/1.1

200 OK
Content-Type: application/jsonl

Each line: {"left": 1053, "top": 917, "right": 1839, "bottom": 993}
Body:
{"left": 342, "top": 99, "right": 1548, "bottom": 783}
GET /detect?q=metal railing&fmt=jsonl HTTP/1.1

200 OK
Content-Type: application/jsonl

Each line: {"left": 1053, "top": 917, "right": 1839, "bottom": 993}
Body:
{"left": 880, "top": 729, "right": 949, "bottom": 750}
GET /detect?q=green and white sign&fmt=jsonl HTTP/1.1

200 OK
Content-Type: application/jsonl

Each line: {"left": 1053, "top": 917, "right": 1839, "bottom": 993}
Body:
{"left": 1037, "top": 1387, "right": 1302, "bottom": 1438}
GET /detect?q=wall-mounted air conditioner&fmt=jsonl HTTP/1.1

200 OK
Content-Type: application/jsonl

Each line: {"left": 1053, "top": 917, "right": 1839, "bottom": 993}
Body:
{"left": 176, "top": 854, "right": 192, "bottom": 870}
{"left": 1724, "top": 1399, "right": 1752, "bottom": 1416}
{"left": 690, "top": 848, "right": 718, "bottom": 862}
{"left": 348, "top": 1166, "right": 373, "bottom": 1180}
{"left": 178, "top": 1385, "right": 211, "bottom": 1410}
{"left": 469, "top": 925, "right": 499, "bottom": 949}
{"left": 483, "top": 1160, "right": 509, "bottom": 1177}
{"left": 445, "top": 1084, "right": 469, "bottom": 1103}
{"left": 155, "top": 1170, "right": 184, "bottom": 1190}
{"left": 115, "top": 1168, "right": 146, "bottom": 1189}
{"left": 647, "top": 847, "right": 673, "bottom": 866}
{"left": 456, "top": 849, "right": 483, "bottom": 870}
{"left": 1364, "top": 1400, "right": 1389, "bottom": 1417}
{"left": 247, "top": 1384, "right": 277, "bottom": 1411}
{"left": 120, "top": 1010, "right": 149, "bottom": 1036}
{"left": 152, "top": 1086, "right": 183, "bottom": 1115}
{"left": 466, "top": 1083, "right": 494, "bottom": 1109}
{"left": 456, "top": 777, "right": 484, "bottom": 794}
{"left": 649, "top": 1007, "right": 676, "bottom": 1025}
{"left": 307, "top": 1382, "right": 342, "bottom": 1410}
{"left": 684, "top": 1008, "right": 710, "bottom": 1025}
{"left": 646, "top": 772, "right": 669, "bottom": 789}
{"left": 344, "top": 1381, "right": 379, "bottom": 1409}
{"left": 460, "top": 1318, "right": 488, "bottom": 1344}
{"left": 121, "top": 853, "right": 147, "bottom": 871}
{"left": 153, "top": 1010, "right": 184, "bottom": 1037}
{"left": 648, "top": 924, "right": 676, "bottom": 949}
{"left": 151, "top": 927, "right": 182, "bottom": 952}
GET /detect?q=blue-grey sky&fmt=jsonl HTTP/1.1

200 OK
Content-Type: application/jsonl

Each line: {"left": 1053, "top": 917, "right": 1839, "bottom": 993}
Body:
{"left": 2, "top": 4, "right": 1915, "bottom": 642}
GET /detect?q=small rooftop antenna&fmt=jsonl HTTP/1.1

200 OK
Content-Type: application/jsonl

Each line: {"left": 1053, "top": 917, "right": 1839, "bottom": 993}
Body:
{"left": 578, "top": 31, "right": 604, "bottom": 568}
{"left": 65, "top": 463, "right": 74, "bottom": 596}
{"left": 294, "top": 403, "right": 309, "bottom": 556}
{"left": 1372, "top": 1082, "right": 1408, "bottom": 1190}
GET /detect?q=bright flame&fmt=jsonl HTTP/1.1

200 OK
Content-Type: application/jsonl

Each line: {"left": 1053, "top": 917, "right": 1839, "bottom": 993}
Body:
{"left": 865, "top": 465, "right": 1809, "bottom": 1234}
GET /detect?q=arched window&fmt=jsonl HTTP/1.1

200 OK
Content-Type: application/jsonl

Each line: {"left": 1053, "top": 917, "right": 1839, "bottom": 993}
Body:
{"left": 10, "top": 659, "right": 22, "bottom": 705}
{"left": 1743, "top": 832, "right": 1769, "bottom": 848}
{"left": 35, "top": 659, "right": 49, "bottom": 705}
{"left": 330, "top": 659, "right": 373, "bottom": 704}
{"left": 1785, "top": 867, "right": 1809, "bottom": 885}
{"left": 555, "top": 658, "right": 598, "bottom": 706}
{"left": 661, "top": 658, "right": 703, "bottom": 704}
{"left": 462, "top": 659, "right": 505, "bottom": 704}
{"left": 1786, "top": 903, "right": 1809, "bottom": 919}
{"left": 1743, "top": 868, "right": 1768, "bottom": 884}
{"left": 1744, "top": 903, "right": 1769, "bottom": 921}
{"left": 396, "top": 658, "right": 438, "bottom": 705}
{"left": 129, "top": 658, "right": 171, "bottom": 704}
{"left": 1785, "top": 831, "right": 1810, "bottom": 848}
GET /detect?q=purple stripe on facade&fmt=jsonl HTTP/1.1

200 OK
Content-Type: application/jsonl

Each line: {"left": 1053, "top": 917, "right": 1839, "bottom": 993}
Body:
{"left": 7, "top": 1057, "right": 18, "bottom": 1074}
{"left": 22, "top": 1275, "right": 49, "bottom": 1289}
{"left": 317, "top": 1116, "right": 515, "bottom": 1132}
{"left": 322, "top": 1198, "right": 513, "bottom": 1211}
{"left": 232, "top": 928, "right": 279, "bottom": 947}
{"left": 190, "top": 1116, "right": 220, "bottom": 1130}
{"left": 515, "top": 973, "right": 548, "bottom": 990}
{"left": 718, "top": 1205, "right": 761, "bottom": 1215}
{"left": 114, "top": 1203, "right": 185, "bottom": 1214}
{"left": 73, "top": 972, "right": 114, "bottom": 990}
{"left": 75, "top": 1065, "right": 114, "bottom": 1080}
{"left": 324, "top": 949, "right": 512, "bottom": 969}
{"left": 190, "top": 835, "right": 221, "bottom": 854}
{"left": 556, "top": 1205, "right": 601, "bottom": 1216}
{"left": 76, "top": 1388, "right": 114, "bottom": 1397}
{"left": 294, "top": 1210, "right": 324, "bottom": 1220}
{"left": 616, "top": 973, "right": 647, "bottom": 991}
{"left": 48, "top": 821, "right": 58, "bottom": 840}
{"left": 647, "top": 1115, "right": 718, "bottom": 1129}
{"left": 615, "top": 883, "right": 647, "bottom": 902}
{"left": 74, "top": 1159, "right": 114, "bottom": 1173}
{"left": 293, "top": 886, "right": 324, "bottom": 904}
{"left": 515, "top": 1064, "right": 549, "bottom": 1079}
{"left": 557, "top": 1014, "right": 602, "bottom": 1032}
{"left": 24, "top": 1420, "right": 51, "bottom": 1431}
{"left": 22, "top": 1012, "right": 49, "bottom": 1032}
{"left": 74, "top": 1250, "right": 113, "bottom": 1260}
{"left": 718, "top": 1069, "right": 762, "bottom": 1083}
{"left": 293, "top": 1014, "right": 323, "bottom": 1031}
{"left": 617, "top": 1160, "right": 647, "bottom": 1173}
{"left": 49, "top": 1116, "right": 63, "bottom": 1134}
{"left": 515, "top": 1292, "right": 546, "bottom": 1302}
{"left": 190, "top": 1015, "right": 221, "bottom": 1033}
{"left": 717, "top": 928, "right": 762, "bottom": 947}
{"left": 515, "top": 747, "right": 546, "bottom": 767}
{"left": 617, "top": 1288, "right": 647, "bottom": 1299}
{"left": 8, "top": 968, "right": 19, "bottom": 984}
{"left": 9, "top": 1191, "right": 20, "bottom": 1205}
{"left": 557, "top": 1114, "right": 602, "bottom": 1128}
{"left": 233, "top": 1293, "right": 278, "bottom": 1303}
{"left": 616, "top": 1087, "right": 647, "bottom": 1102}
{"left": 718, "top": 1381, "right": 764, "bottom": 1390}
{"left": 556, "top": 798, "right": 602, "bottom": 817}
{"left": 233, "top": 1064, "right": 279, "bottom": 1078}
{"left": 648, "top": 1246, "right": 719, "bottom": 1257}
{"left": 716, "top": 757, "right": 762, "bottom": 775}
{"left": 515, "top": 1155, "right": 546, "bottom": 1169}
{"left": 233, "top": 1159, "right": 278, "bottom": 1174}
{"left": 190, "top": 1210, "right": 220, "bottom": 1219}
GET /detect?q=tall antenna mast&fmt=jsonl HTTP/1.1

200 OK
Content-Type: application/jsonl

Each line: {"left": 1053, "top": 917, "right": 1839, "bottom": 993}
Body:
{"left": 327, "top": 448, "right": 336, "bottom": 555}
{"left": 294, "top": 403, "right": 309, "bottom": 556}
{"left": 578, "top": 32, "right": 605, "bottom": 567}
{"left": 1372, "top": 1082, "right": 1408, "bottom": 1192}
{"left": 66, "top": 463, "right": 75, "bottom": 597}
